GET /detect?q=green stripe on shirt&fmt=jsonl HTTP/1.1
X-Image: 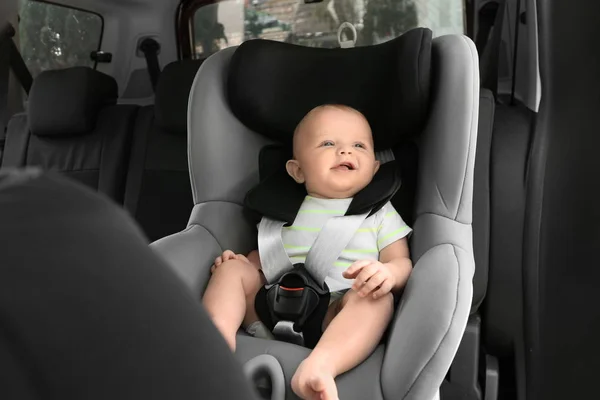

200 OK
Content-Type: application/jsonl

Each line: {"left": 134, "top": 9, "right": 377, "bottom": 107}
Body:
{"left": 342, "top": 248, "right": 378, "bottom": 254}
{"left": 334, "top": 261, "right": 352, "bottom": 267}
{"left": 284, "top": 226, "right": 379, "bottom": 233}
{"left": 356, "top": 227, "right": 378, "bottom": 233}
{"left": 284, "top": 245, "right": 377, "bottom": 254}
{"left": 378, "top": 226, "right": 410, "bottom": 245}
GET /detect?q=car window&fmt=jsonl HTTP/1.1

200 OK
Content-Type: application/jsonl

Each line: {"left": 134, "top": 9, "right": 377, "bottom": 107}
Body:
{"left": 18, "top": 0, "right": 103, "bottom": 78}
{"left": 190, "top": 0, "right": 465, "bottom": 59}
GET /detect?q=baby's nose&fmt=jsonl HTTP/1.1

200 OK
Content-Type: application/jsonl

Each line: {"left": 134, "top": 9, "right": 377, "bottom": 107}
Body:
{"left": 339, "top": 147, "right": 353, "bottom": 155}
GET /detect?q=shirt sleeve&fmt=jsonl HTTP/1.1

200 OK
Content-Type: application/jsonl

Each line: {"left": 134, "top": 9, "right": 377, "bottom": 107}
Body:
{"left": 377, "top": 202, "right": 412, "bottom": 251}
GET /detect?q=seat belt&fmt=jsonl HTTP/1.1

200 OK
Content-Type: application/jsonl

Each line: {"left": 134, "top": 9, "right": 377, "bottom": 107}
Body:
{"left": 8, "top": 38, "right": 32, "bottom": 95}
{"left": 0, "top": 114, "right": 30, "bottom": 169}
{"left": 0, "top": 36, "right": 10, "bottom": 141}
{"left": 139, "top": 38, "right": 161, "bottom": 91}
{"left": 0, "top": 23, "right": 32, "bottom": 96}
{"left": 477, "top": 0, "right": 507, "bottom": 98}
{"left": 1, "top": 23, "right": 14, "bottom": 146}
{"left": 1, "top": 23, "right": 33, "bottom": 162}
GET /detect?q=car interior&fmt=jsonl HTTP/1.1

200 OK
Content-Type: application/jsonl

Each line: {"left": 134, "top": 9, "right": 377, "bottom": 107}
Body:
{"left": 1, "top": 0, "right": 599, "bottom": 399}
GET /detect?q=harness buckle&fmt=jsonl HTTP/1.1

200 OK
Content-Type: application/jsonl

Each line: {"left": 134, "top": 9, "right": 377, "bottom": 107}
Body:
{"left": 255, "top": 263, "right": 330, "bottom": 348}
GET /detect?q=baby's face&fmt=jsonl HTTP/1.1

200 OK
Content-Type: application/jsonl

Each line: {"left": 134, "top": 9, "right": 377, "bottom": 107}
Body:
{"left": 286, "top": 107, "right": 380, "bottom": 199}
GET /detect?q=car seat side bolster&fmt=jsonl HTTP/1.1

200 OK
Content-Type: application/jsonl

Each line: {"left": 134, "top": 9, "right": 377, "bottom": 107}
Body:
{"left": 415, "top": 35, "right": 479, "bottom": 225}
{"left": 381, "top": 243, "right": 473, "bottom": 400}
{"left": 151, "top": 201, "right": 258, "bottom": 298}
{"left": 151, "top": 224, "right": 221, "bottom": 298}
{"left": 187, "top": 47, "right": 270, "bottom": 205}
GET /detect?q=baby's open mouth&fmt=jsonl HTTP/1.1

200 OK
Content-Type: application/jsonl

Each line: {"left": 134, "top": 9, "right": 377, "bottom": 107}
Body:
{"left": 332, "top": 162, "right": 356, "bottom": 171}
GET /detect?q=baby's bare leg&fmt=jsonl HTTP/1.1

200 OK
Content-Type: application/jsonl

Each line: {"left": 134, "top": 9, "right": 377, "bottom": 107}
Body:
{"left": 292, "top": 290, "right": 394, "bottom": 399}
{"left": 202, "top": 259, "right": 263, "bottom": 351}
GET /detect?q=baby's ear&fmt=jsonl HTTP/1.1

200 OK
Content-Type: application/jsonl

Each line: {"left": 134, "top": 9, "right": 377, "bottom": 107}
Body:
{"left": 286, "top": 159, "right": 305, "bottom": 184}
{"left": 373, "top": 159, "right": 381, "bottom": 175}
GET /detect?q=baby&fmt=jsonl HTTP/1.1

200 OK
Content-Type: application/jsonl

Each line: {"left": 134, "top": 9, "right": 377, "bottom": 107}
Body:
{"left": 202, "top": 104, "right": 413, "bottom": 400}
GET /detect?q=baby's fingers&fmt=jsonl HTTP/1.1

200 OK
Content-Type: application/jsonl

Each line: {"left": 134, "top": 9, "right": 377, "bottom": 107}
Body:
{"left": 371, "top": 280, "right": 394, "bottom": 299}
{"left": 343, "top": 260, "right": 372, "bottom": 278}
{"left": 352, "top": 263, "right": 378, "bottom": 291}
{"left": 358, "top": 271, "right": 385, "bottom": 297}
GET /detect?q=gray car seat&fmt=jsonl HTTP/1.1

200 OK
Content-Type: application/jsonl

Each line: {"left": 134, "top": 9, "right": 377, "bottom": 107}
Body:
{"left": 153, "top": 29, "right": 479, "bottom": 400}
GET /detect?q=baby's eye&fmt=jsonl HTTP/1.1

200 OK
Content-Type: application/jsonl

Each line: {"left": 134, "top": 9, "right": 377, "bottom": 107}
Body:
{"left": 322, "top": 140, "right": 335, "bottom": 147}
{"left": 354, "top": 143, "right": 366, "bottom": 149}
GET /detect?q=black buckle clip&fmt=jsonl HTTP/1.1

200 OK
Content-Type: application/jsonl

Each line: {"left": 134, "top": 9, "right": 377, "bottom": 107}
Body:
{"left": 256, "top": 264, "right": 330, "bottom": 348}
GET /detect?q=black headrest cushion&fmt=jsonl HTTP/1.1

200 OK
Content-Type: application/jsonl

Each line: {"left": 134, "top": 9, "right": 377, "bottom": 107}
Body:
{"left": 227, "top": 28, "right": 432, "bottom": 151}
{"left": 28, "top": 67, "right": 118, "bottom": 137}
{"left": 155, "top": 60, "right": 203, "bottom": 135}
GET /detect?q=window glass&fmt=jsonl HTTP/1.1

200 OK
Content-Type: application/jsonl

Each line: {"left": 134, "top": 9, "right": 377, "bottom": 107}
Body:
{"left": 18, "top": 0, "right": 103, "bottom": 77}
{"left": 191, "top": 0, "right": 464, "bottom": 58}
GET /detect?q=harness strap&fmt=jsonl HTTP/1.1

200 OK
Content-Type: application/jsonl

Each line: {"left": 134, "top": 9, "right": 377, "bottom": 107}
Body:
{"left": 304, "top": 212, "right": 370, "bottom": 286}
{"left": 257, "top": 218, "right": 292, "bottom": 283}
{"left": 258, "top": 211, "right": 370, "bottom": 287}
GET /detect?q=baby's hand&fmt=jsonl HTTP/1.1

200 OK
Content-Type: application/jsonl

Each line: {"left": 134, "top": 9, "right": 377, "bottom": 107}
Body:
{"left": 211, "top": 250, "right": 250, "bottom": 273}
{"left": 343, "top": 260, "right": 396, "bottom": 299}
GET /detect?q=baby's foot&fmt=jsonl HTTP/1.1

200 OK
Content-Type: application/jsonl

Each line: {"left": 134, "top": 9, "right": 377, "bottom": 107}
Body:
{"left": 291, "top": 357, "right": 339, "bottom": 400}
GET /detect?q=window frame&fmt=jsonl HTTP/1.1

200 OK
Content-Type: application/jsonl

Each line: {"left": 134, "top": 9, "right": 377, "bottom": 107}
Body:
{"left": 18, "top": 0, "right": 105, "bottom": 71}
{"left": 177, "top": 0, "right": 218, "bottom": 60}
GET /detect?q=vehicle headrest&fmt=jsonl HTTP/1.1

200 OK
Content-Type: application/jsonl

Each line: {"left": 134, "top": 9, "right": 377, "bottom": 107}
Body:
{"left": 28, "top": 67, "right": 118, "bottom": 137}
{"left": 227, "top": 27, "right": 432, "bottom": 151}
{"left": 155, "top": 60, "right": 203, "bottom": 135}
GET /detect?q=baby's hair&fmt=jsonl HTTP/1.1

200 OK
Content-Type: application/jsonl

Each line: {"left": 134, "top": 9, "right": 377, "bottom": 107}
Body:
{"left": 293, "top": 104, "right": 366, "bottom": 138}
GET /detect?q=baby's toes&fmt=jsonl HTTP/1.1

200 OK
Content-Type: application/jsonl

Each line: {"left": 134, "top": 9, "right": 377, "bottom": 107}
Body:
{"left": 222, "top": 250, "right": 236, "bottom": 260}
{"left": 236, "top": 254, "right": 249, "bottom": 263}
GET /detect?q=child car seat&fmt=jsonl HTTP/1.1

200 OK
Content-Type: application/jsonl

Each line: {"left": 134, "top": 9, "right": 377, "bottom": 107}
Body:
{"left": 153, "top": 28, "right": 479, "bottom": 400}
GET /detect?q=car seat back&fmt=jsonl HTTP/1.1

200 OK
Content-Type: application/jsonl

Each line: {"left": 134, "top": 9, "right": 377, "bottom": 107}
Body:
{"left": 0, "top": 67, "right": 137, "bottom": 203}
{"left": 124, "top": 60, "right": 201, "bottom": 241}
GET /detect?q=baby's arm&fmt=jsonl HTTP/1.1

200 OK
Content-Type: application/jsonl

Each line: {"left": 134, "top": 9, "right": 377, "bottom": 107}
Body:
{"left": 379, "top": 237, "right": 413, "bottom": 293}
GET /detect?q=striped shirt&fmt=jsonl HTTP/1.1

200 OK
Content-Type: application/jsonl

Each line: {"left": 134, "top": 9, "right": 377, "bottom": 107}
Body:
{"left": 280, "top": 196, "right": 412, "bottom": 291}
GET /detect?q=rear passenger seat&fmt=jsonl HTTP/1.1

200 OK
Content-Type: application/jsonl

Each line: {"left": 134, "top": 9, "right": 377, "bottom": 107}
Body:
{"left": 0, "top": 66, "right": 138, "bottom": 204}
{"left": 123, "top": 60, "right": 202, "bottom": 241}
